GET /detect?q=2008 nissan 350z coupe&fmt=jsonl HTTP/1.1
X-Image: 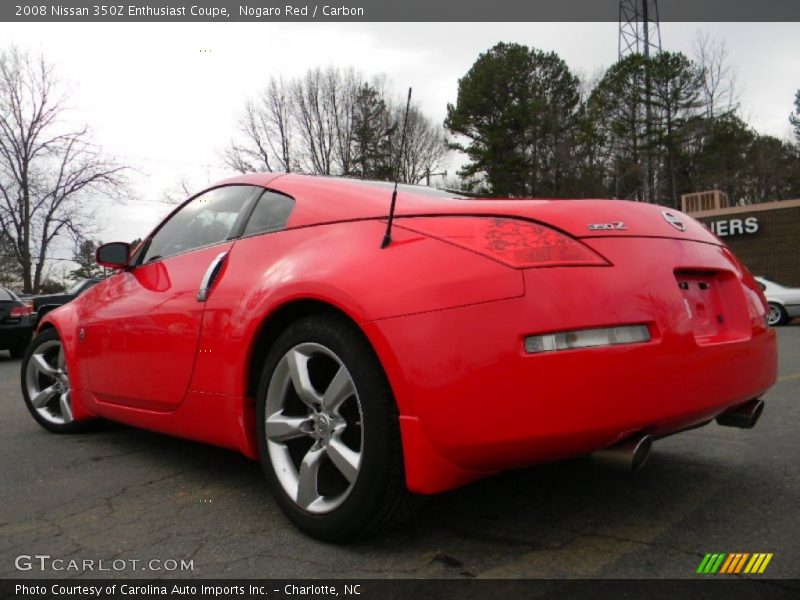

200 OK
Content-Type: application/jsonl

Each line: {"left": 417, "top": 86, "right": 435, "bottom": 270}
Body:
{"left": 20, "top": 174, "right": 777, "bottom": 540}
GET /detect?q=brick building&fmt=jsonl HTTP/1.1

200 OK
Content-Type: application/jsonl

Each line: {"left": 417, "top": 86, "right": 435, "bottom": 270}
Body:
{"left": 681, "top": 192, "right": 800, "bottom": 287}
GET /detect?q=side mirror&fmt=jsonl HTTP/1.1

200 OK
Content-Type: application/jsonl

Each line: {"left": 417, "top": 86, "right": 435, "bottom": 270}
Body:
{"left": 96, "top": 242, "right": 131, "bottom": 269}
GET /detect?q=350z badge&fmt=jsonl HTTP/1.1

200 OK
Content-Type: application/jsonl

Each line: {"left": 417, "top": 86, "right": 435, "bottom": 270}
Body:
{"left": 587, "top": 222, "right": 627, "bottom": 230}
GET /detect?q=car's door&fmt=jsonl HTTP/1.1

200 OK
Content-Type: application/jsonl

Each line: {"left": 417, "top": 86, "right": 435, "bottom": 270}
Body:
{"left": 83, "top": 185, "right": 261, "bottom": 411}
{"left": 187, "top": 190, "right": 296, "bottom": 395}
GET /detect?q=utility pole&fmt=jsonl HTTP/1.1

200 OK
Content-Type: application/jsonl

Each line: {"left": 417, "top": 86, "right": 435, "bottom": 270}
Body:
{"left": 424, "top": 168, "right": 447, "bottom": 187}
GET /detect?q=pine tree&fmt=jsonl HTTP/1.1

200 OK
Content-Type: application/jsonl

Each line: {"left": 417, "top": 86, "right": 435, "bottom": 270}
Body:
{"left": 790, "top": 89, "right": 800, "bottom": 143}
{"left": 445, "top": 43, "right": 581, "bottom": 197}
{"left": 70, "top": 239, "right": 103, "bottom": 281}
{"left": 350, "top": 83, "right": 395, "bottom": 180}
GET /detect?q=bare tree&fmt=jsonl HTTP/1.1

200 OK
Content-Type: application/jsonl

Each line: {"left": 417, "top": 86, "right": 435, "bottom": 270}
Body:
{"left": 223, "top": 76, "right": 294, "bottom": 174}
{"left": 291, "top": 68, "right": 339, "bottom": 175}
{"left": 226, "top": 66, "right": 450, "bottom": 184}
{"left": 329, "top": 67, "right": 362, "bottom": 176}
{"left": 693, "top": 31, "right": 740, "bottom": 119}
{"left": 395, "top": 106, "right": 448, "bottom": 184}
{"left": 161, "top": 175, "right": 198, "bottom": 205}
{"left": 0, "top": 46, "right": 126, "bottom": 293}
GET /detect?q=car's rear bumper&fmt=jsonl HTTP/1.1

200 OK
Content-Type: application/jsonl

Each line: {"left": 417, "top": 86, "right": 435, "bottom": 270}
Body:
{"left": 0, "top": 318, "right": 33, "bottom": 350}
{"left": 366, "top": 238, "right": 778, "bottom": 494}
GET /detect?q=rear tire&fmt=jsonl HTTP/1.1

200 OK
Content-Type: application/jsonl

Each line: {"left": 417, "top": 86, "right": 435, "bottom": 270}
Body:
{"left": 255, "top": 313, "right": 421, "bottom": 541}
{"left": 21, "top": 329, "right": 90, "bottom": 433}
{"left": 767, "top": 302, "right": 789, "bottom": 326}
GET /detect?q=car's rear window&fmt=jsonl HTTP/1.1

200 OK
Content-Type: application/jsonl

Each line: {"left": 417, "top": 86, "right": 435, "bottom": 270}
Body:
{"left": 243, "top": 191, "right": 294, "bottom": 237}
{"left": 67, "top": 281, "right": 85, "bottom": 295}
{"left": 0, "top": 288, "right": 14, "bottom": 301}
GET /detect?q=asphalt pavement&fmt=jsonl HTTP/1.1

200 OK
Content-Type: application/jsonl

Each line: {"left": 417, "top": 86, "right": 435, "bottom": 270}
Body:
{"left": 1, "top": 325, "right": 799, "bottom": 579}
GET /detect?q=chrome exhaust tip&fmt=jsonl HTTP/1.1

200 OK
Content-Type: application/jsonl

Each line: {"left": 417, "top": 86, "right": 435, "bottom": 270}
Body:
{"left": 716, "top": 398, "right": 765, "bottom": 429}
{"left": 591, "top": 434, "right": 653, "bottom": 472}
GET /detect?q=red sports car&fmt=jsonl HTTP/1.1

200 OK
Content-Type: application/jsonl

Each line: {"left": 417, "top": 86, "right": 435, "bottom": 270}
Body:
{"left": 21, "top": 174, "right": 777, "bottom": 540}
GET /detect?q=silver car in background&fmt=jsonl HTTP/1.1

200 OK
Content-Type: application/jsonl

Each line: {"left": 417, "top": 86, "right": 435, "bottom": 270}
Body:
{"left": 755, "top": 276, "right": 800, "bottom": 326}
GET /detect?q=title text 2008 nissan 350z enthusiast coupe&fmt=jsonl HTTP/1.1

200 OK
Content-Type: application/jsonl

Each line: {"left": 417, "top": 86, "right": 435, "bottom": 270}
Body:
{"left": 20, "top": 174, "right": 777, "bottom": 540}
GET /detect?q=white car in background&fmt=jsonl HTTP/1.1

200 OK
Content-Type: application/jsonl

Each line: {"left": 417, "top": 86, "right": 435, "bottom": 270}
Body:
{"left": 755, "top": 276, "right": 800, "bottom": 326}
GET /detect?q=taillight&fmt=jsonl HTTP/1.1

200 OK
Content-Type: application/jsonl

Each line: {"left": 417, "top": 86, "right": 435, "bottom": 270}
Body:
{"left": 10, "top": 306, "right": 32, "bottom": 317}
{"left": 397, "top": 216, "right": 610, "bottom": 268}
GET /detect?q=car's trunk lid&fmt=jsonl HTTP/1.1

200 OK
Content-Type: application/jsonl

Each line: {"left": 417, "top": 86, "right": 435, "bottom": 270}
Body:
{"left": 416, "top": 198, "right": 718, "bottom": 245}
{"left": 269, "top": 176, "right": 718, "bottom": 244}
{"left": 0, "top": 300, "right": 18, "bottom": 322}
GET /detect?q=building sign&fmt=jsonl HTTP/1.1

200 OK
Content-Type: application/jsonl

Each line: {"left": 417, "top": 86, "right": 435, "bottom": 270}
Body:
{"left": 706, "top": 217, "right": 760, "bottom": 237}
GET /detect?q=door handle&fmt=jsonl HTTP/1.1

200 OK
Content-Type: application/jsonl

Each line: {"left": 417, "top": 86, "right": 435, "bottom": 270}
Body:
{"left": 197, "top": 251, "right": 229, "bottom": 302}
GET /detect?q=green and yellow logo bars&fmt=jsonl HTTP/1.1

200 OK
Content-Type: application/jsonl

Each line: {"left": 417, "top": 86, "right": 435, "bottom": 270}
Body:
{"left": 697, "top": 553, "right": 773, "bottom": 574}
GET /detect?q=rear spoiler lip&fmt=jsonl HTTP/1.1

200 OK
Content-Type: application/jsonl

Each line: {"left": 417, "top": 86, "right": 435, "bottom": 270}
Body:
{"left": 576, "top": 233, "right": 724, "bottom": 246}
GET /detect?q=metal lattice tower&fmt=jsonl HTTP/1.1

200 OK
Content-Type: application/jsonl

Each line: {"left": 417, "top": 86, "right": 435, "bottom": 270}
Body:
{"left": 618, "top": 0, "right": 662, "bottom": 202}
{"left": 619, "top": 0, "right": 662, "bottom": 59}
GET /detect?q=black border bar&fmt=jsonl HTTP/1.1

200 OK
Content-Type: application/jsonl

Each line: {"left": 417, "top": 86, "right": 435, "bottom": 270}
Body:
{"left": 3, "top": 579, "right": 800, "bottom": 600}
{"left": 3, "top": 0, "right": 800, "bottom": 22}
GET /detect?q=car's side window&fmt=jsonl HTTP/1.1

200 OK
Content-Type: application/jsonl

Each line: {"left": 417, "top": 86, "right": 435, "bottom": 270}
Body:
{"left": 242, "top": 191, "right": 295, "bottom": 237}
{"left": 142, "top": 186, "right": 256, "bottom": 263}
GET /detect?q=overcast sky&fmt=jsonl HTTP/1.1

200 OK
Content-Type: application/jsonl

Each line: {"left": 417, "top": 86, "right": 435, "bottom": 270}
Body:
{"left": 1, "top": 21, "right": 798, "bottom": 267}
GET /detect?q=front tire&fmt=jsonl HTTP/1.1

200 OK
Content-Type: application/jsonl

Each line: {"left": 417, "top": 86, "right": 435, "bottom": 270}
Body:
{"left": 21, "top": 329, "right": 86, "bottom": 433}
{"left": 767, "top": 302, "right": 789, "bottom": 326}
{"left": 256, "top": 313, "right": 420, "bottom": 541}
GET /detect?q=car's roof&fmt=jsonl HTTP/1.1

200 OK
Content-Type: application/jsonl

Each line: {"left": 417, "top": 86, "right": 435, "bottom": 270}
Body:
{"left": 215, "top": 173, "right": 548, "bottom": 227}
{"left": 210, "top": 173, "right": 720, "bottom": 243}
{"left": 217, "top": 172, "right": 464, "bottom": 198}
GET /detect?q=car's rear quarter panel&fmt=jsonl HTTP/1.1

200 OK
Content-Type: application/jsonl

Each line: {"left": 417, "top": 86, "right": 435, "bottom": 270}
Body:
{"left": 190, "top": 219, "right": 525, "bottom": 402}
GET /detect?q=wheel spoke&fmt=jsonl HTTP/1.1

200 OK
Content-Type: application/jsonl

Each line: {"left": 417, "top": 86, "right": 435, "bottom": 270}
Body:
{"left": 296, "top": 445, "right": 325, "bottom": 509}
{"left": 57, "top": 346, "right": 66, "bottom": 371}
{"left": 285, "top": 349, "right": 322, "bottom": 407}
{"left": 322, "top": 367, "right": 355, "bottom": 413}
{"left": 266, "top": 412, "right": 311, "bottom": 442}
{"left": 32, "top": 354, "right": 58, "bottom": 378}
{"left": 326, "top": 437, "right": 360, "bottom": 483}
{"left": 32, "top": 384, "right": 59, "bottom": 408}
{"left": 59, "top": 392, "right": 73, "bottom": 422}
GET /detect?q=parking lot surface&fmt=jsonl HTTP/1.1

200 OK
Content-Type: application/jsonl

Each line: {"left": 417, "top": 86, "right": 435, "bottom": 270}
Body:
{"left": 1, "top": 326, "right": 799, "bottom": 579}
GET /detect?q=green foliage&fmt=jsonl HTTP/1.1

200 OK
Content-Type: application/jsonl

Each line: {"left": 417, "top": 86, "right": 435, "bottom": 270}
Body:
{"left": 0, "top": 231, "right": 21, "bottom": 287}
{"left": 445, "top": 42, "right": 582, "bottom": 197}
{"left": 791, "top": 89, "right": 800, "bottom": 143}
{"left": 70, "top": 238, "right": 103, "bottom": 281}
{"left": 587, "top": 52, "right": 705, "bottom": 205}
{"left": 449, "top": 44, "right": 800, "bottom": 206}
{"left": 681, "top": 115, "right": 754, "bottom": 197}
{"left": 39, "top": 278, "right": 66, "bottom": 294}
{"left": 679, "top": 116, "right": 800, "bottom": 204}
{"left": 742, "top": 134, "right": 800, "bottom": 202}
{"left": 350, "top": 83, "right": 396, "bottom": 180}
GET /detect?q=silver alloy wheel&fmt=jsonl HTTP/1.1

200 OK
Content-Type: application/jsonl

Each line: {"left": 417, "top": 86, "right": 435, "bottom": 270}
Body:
{"left": 767, "top": 304, "right": 782, "bottom": 326}
{"left": 25, "top": 339, "right": 73, "bottom": 425}
{"left": 265, "top": 342, "right": 363, "bottom": 514}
